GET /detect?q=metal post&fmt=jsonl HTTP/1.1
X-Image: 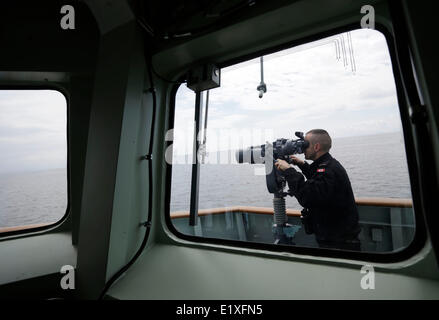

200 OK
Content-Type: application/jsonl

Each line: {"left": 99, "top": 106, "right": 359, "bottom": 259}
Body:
{"left": 201, "top": 90, "right": 209, "bottom": 164}
{"left": 257, "top": 57, "right": 267, "bottom": 98}
{"left": 189, "top": 91, "right": 203, "bottom": 226}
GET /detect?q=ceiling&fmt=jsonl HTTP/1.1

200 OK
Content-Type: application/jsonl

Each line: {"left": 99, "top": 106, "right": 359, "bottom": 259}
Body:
{"left": 135, "top": 0, "right": 299, "bottom": 50}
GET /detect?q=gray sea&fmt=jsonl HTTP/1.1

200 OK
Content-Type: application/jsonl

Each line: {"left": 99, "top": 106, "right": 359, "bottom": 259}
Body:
{"left": 0, "top": 168, "right": 67, "bottom": 228}
{"left": 0, "top": 132, "right": 412, "bottom": 228}
{"left": 170, "top": 131, "right": 412, "bottom": 213}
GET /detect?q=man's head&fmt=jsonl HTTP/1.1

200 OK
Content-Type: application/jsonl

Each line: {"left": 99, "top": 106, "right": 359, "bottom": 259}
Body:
{"left": 304, "top": 129, "right": 332, "bottom": 161}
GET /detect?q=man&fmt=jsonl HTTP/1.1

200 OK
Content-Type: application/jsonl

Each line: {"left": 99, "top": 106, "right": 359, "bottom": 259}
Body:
{"left": 274, "top": 129, "right": 361, "bottom": 251}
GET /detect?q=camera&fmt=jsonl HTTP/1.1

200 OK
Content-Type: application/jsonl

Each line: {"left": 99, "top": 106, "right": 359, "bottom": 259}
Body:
{"left": 236, "top": 132, "right": 309, "bottom": 244}
{"left": 235, "top": 132, "right": 309, "bottom": 195}
{"left": 235, "top": 132, "right": 309, "bottom": 165}
{"left": 235, "top": 132, "right": 309, "bottom": 244}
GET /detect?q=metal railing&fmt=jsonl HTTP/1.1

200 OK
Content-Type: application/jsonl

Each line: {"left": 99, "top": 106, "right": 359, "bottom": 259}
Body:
{"left": 170, "top": 197, "right": 413, "bottom": 219}
{"left": 0, "top": 197, "right": 413, "bottom": 234}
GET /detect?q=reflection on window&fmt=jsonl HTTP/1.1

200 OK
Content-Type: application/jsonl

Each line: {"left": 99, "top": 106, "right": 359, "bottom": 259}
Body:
{"left": 169, "top": 29, "right": 415, "bottom": 254}
{"left": 0, "top": 90, "right": 67, "bottom": 233}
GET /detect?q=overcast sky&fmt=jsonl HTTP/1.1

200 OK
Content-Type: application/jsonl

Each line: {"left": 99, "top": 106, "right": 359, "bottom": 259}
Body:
{"left": 0, "top": 90, "right": 66, "bottom": 174}
{"left": 173, "top": 28, "right": 402, "bottom": 156}
{"left": 0, "top": 29, "right": 401, "bottom": 173}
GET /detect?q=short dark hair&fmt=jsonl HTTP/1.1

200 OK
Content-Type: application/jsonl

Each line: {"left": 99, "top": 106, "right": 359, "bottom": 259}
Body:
{"left": 306, "top": 129, "right": 332, "bottom": 152}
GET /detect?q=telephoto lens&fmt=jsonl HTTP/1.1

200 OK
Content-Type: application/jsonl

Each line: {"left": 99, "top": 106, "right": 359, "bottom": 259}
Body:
{"left": 235, "top": 132, "right": 308, "bottom": 165}
{"left": 235, "top": 145, "right": 265, "bottom": 164}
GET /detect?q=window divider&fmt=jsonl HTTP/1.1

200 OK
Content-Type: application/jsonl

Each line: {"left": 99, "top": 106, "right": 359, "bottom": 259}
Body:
{"left": 189, "top": 91, "right": 204, "bottom": 226}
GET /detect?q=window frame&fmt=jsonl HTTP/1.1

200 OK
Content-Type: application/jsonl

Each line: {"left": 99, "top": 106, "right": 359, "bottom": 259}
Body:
{"left": 0, "top": 85, "right": 71, "bottom": 239}
{"left": 164, "top": 22, "right": 428, "bottom": 263}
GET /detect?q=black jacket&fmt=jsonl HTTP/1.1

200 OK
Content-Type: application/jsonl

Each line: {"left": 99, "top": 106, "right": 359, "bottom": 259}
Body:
{"left": 283, "top": 153, "right": 360, "bottom": 242}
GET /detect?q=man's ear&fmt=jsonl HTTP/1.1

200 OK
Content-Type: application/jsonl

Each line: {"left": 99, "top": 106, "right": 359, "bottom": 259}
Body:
{"left": 314, "top": 142, "right": 320, "bottom": 151}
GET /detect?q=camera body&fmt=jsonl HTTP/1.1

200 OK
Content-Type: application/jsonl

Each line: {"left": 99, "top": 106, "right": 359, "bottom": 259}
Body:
{"left": 272, "top": 133, "right": 309, "bottom": 162}
{"left": 235, "top": 132, "right": 309, "bottom": 165}
{"left": 235, "top": 132, "right": 309, "bottom": 195}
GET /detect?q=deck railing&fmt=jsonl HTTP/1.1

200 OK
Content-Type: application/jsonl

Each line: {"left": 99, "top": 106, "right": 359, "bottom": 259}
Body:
{"left": 170, "top": 197, "right": 415, "bottom": 252}
{"left": 0, "top": 198, "right": 413, "bottom": 234}
{"left": 170, "top": 197, "right": 413, "bottom": 219}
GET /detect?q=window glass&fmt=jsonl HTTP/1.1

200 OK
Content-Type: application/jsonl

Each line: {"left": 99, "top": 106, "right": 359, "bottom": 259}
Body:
{"left": 0, "top": 90, "right": 67, "bottom": 233}
{"left": 169, "top": 29, "right": 415, "bottom": 253}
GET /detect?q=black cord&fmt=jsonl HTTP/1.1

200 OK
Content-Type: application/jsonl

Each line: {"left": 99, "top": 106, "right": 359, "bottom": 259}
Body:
{"left": 150, "top": 60, "right": 186, "bottom": 85}
{"left": 134, "top": 14, "right": 185, "bottom": 85}
{"left": 98, "top": 58, "right": 157, "bottom": 300}
{"left": 161, "top": 0, "right": 257, "bottom": 40}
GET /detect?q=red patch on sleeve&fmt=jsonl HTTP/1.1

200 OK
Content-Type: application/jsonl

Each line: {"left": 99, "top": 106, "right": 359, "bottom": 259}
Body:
{"left": 317, "top": 168, "right": 325, "bottom": 173}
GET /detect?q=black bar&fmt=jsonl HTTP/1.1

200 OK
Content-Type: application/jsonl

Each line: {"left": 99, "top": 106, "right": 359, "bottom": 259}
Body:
{"left": 189, "top": 91, "right": 204, "bottom": 226}
{"left": 202, "top": 90, "right": 209, "bottom": 163}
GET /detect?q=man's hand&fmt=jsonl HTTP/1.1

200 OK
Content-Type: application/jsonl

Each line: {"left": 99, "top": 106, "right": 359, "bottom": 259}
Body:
{"left": 275, "top": 159, "right": 291, "bottom": 171}
{"left": 289, "top": 155, "right": 304, "bottom": 166}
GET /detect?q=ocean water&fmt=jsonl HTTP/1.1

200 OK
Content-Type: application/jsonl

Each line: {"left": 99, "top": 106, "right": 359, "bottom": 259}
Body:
{"left": 0, "top": 132, "right": 412, "bottom": 228}
{"left": 170, "top": 131, "right": 413, "bottom": 213}
{"left": 0, "top": 168, "right": 67, "bottom": 228}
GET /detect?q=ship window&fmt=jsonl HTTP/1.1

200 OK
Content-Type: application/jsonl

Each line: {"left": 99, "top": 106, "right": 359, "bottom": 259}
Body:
{"left": 168, "top": 28, "right": 416, "bottom": 256}
{"left": 0, "top": 90, "right": 67, "bottom": 234}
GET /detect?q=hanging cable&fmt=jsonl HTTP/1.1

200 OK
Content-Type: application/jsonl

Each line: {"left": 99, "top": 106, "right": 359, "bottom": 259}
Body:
{"left": 150, "top": 60, "right": 186, "bottom": 84}
{"left": 340, "top": 34, "right": 347, "bottom": 68}
{"left": 98, "top": 57, "right": 157, "bottom": 300}
{"left": 347, "top": 32, "right": 356, "bottom": 74}
{"left": 334, "top": 38, "right": 341, "bottom": 61}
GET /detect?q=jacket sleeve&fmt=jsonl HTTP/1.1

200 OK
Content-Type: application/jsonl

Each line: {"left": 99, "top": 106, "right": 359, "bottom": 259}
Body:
{"left": 284, "top": 167, "right": 336, "bottom": 208}
{"left": 297, "top": 162, "right": 312, "bottom": 179}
